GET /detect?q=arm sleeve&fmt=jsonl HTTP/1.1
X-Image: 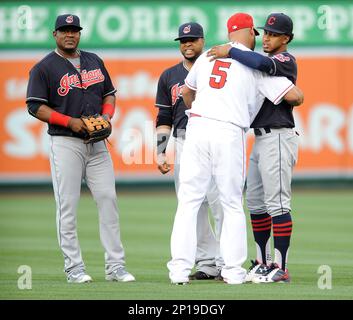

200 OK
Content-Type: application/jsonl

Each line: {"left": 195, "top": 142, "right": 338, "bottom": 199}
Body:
{"left": 257, "top": 72, "right": 294, "bottom": 105}
{"left": 229, "top": 47, "right": 275, "bottom": 74}
{"left": 155, "top": 71, "right": 173, "bottom": 127}
{"left": 157, "top": 132, "right": 171, "bottom": 154}
{"left": 26, "top": 65, "right": 49, "bottom": 104}
{"left": 155, "top": 71, "right": 172, "bottom": 108}
{"left": 99, "top": 58, "right": 117, "bottom": 97}
{"left": 156, "top": 107, "right": 173, "bottom": 127}
{"left": 27, "top": 101, "right": 43, "bottom": 117}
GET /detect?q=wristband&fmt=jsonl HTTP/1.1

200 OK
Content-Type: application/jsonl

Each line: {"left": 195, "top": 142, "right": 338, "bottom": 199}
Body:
{"left": 49, "top": 111, "right": 71, "bottom": 127}
{"left": 102, "top": 103, "right": 115, "bottom": 119}
{"left": 157, "top": 133, "right": 169, "bottom": 155}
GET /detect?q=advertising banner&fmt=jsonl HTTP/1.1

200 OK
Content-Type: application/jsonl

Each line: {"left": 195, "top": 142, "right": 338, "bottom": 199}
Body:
{"left": 0, "top": 52, "right": 352, "bottom": 181}
{"left": 1, "top": 1, "right": 352, "bottom": 48}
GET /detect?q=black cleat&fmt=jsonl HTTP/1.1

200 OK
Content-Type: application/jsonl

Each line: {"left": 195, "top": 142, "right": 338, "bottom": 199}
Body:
{"left": 214, "top": 270, "right": 223, "bottom": 281}
{"left": 189, "top": 271, "right": 215, "bottom": 280}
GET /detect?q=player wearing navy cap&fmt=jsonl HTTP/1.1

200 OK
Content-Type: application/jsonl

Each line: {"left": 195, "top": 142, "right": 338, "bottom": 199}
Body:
{"left": 155, "top": 22, "right": 223, "bottom": 281}
{"left": 208, "top": 13, "right": 301, "bottom": 283}
{"left": 26, "top": 14, "right": 135, "bottom": 284}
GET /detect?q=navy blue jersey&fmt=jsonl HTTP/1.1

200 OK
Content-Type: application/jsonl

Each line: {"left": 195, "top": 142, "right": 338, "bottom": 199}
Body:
{"left": 155, "top": 61, "right": 189, "bottom": 138}
{"left": 26, "top": 50, "right": 116, "bottom": 137}
{"left": 251, "top": 51, "right": 297, "bottom": 129}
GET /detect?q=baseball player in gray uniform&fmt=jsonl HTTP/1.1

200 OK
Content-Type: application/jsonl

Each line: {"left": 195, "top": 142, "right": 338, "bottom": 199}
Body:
{"left": 26, "top": 14, "right": 135, "bottom": 283}
{"left": 168, "top": 12, "right": 303, "bottom": 285}
{"left": 208, "top": 13, "right": 302, "bottom": 283}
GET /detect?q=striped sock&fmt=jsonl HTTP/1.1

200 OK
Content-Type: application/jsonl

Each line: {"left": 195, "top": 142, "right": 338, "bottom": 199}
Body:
{"left": 250, "top": 213, "right": 272, "bottom": 265}
{"left": 272, "top": 213, "right": 293, "bottom": 271}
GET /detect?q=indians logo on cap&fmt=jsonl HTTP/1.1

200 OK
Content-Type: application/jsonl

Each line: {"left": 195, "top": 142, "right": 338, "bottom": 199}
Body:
{"left": 65, "top": 15, "right": 74, "bottom": 24}
{"left": 268, "top": 16, "right": 276, "bottom": 25}
{"left": 183, "top": 25, "right": 191, "bottom": 34}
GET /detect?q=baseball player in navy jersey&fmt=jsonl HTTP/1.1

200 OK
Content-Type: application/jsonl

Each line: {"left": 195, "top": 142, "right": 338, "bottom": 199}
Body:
{"left": 156, "top": 22, "right": 223, "bottom": 280}
{"left": 167, "top": 13, "right": 303, "bottom": 285}
{"left": 26, "top": 14, "right": 135, "bottom": 283}
{"left": 208, "top": 13, "right": 301, "bottom": 283}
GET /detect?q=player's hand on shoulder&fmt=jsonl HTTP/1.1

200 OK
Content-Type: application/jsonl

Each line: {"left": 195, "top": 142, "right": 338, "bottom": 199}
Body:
{"left": 157, "top": 153, "right": 171, "bottom": 174}
{"left": 207, "top": 44, "right": 232, "bottom": 62}
{"left": 68, "top": 117, "right": 88, "bottom": 134}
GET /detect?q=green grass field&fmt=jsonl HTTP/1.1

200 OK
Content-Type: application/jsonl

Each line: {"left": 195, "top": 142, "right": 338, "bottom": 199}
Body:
{"left": 0, "top": 190, "right": 352, "bottom": 300}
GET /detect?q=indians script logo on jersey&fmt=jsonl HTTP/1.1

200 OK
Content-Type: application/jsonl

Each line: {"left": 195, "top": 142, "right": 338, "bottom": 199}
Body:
{"left": 171, "top": 83, "right": 184, "bottom": 105}
{"left": 57, "top": 69, "right": 105, "bottom": 96}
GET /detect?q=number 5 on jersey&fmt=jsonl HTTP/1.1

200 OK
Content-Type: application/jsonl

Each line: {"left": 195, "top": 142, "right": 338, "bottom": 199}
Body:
{"left": 209, "top": 60, "right": 231, "bottom": 89}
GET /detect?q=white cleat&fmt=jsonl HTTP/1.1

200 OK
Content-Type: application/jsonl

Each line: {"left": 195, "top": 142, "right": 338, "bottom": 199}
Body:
{"left": 170, "top": 278, "right": 189, "bottom": 285}
{"left": 252, "top": 264, "right": 290, "bottom": 284}
{"left": 245, "top": 260, "right": 271, "bottom": 282}
{"left": 223, "top": 277, "right": 245, "bottom": 285}
{"left": 106, "top": 267, "right": 136, "bottom": 282}
{"left": 67, "top": 270, "right": 93, "bottom": 283}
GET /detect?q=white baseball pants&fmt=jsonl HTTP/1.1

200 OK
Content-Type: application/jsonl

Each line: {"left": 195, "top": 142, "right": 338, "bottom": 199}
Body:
{"left": 168, "top": 116, "right": 247, "bottom": 283}
{"left": 174, "top": 137, "right": 223, "bottom": 276}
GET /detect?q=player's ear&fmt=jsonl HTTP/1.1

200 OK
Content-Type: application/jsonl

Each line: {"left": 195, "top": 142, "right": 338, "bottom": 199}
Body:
{"left": 53, "top": 30, "right": 57, "bottom": 38}
{"left": 283, "top": 35, "right": 290, "bottom": 45}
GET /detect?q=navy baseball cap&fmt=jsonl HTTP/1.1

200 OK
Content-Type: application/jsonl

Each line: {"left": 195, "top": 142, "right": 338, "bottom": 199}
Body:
{"left": 258, "top": 13, "right": 293, "bottom": 35}
{"left": 174, "top": 22, "right": 204, "bottom": 41}
{"left": 55, "top": 14, "right": 82, "bottom": 31}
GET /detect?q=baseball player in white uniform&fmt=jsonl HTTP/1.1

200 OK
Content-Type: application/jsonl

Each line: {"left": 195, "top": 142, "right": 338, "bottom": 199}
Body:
{"left": 156, "top": 23, "right": 223, "bottom": 280}
{"left": 167, "top": 12, "right": 304, "bottom": 285}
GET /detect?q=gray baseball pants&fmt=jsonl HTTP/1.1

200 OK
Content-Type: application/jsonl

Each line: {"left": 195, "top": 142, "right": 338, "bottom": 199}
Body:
{"left": 49, "top": 136, "right": 125, "bottom": 276}
{"left": 246, "top": 128, "right": 299, "bottom": 217}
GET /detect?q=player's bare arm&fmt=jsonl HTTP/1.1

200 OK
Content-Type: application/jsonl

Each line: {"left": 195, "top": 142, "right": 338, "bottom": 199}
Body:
{"left": 207, "top": 44, "right": 232, "bottom": 62}
{"left": 35, "top": 104, "right": 88, "bottom": 134}
{"left": 182, "top": 86, "right": 196, "bottom": 109}
{"left": 284, "top": 85, "right": 304, "bottom": 106}
{"left": 156, "top": 125, "right": 172, "bottom": 174}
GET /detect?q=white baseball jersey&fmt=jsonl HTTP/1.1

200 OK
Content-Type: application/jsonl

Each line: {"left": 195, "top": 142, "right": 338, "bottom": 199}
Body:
{"left": 184, "top": 42, "right": 294, "bottom": 129}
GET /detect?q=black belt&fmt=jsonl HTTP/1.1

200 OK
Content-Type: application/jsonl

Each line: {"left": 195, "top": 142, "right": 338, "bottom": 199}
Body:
{"left": 254, "top": 127, "right": 271, "bottom": 136}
